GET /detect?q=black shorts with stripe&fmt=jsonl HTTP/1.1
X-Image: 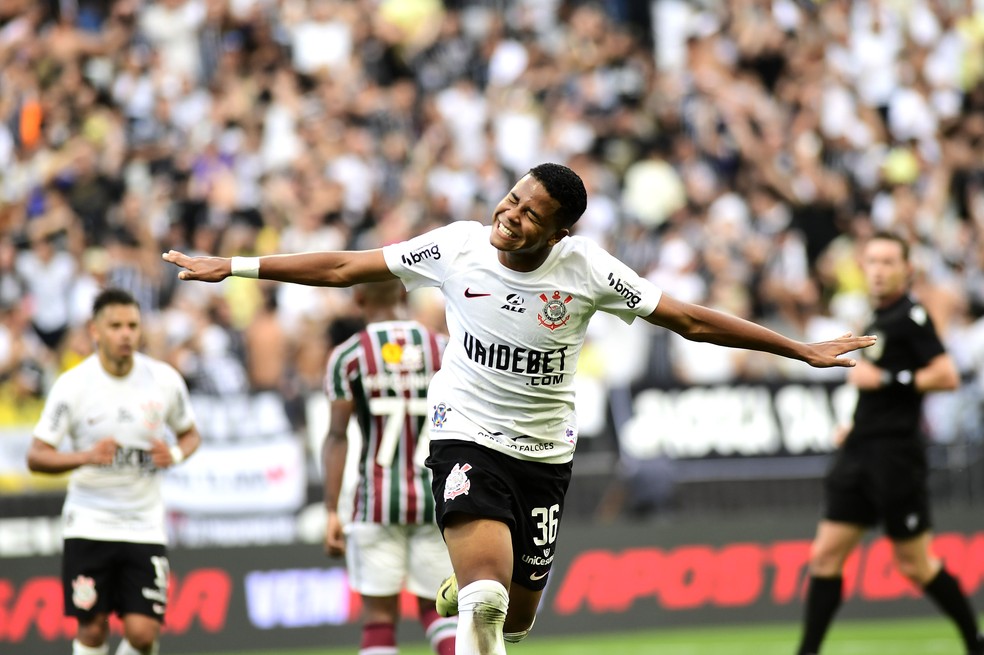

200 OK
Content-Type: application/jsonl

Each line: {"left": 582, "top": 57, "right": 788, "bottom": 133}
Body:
{"left": 427, "top": 439, "right": 572, "bottom": 591}
{"left": 62, "top": 538, "right": 170, "bottom": 622}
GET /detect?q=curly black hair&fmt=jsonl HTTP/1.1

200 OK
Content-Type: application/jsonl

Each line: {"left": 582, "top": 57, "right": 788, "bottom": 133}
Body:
{"left": 528, "top": 163, "right": 587, "bottom": 228}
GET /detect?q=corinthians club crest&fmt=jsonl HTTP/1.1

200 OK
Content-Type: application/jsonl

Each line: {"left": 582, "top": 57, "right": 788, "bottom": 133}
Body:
{"left": 538, "top": 291, "right": 573, "bottom": 330}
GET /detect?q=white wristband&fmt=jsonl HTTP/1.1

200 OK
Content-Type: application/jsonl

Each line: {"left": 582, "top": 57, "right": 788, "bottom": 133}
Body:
{"left": 230, "top": 256, "right": 260, "bottom": 278}
{"left": 169, "top": 445, "right": 185, "bottom": 465}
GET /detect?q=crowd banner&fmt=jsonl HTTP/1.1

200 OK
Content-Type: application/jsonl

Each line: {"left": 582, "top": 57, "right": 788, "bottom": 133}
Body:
{"left": 162, "top": 438, "right": 306, "bottom": 515}
{"left": 619, "top": 383, "right": 858, "bottom": 459}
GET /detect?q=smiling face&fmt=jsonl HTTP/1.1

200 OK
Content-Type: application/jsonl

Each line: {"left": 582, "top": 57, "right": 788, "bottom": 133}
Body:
{"left": 490, "top": 174, "right": 569, "bottom": 272}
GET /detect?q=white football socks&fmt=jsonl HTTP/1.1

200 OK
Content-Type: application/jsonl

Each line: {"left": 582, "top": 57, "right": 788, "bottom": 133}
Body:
{"left": 72, "top": 640, "right": 108, "bottom": 655}
{"left": 455, "top": 580, "right": 509, "bottom": 655}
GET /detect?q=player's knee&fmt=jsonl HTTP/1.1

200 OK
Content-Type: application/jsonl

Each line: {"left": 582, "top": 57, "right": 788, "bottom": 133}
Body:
{"left": 122, "top": 628, "right": 159, "bottom": 654}
{"left": 808, "top": 542, "right": 846, "bottom": 575}
{"left": 458, "top": 580, "right": 509, "bottom": 625}
{"left": 76, "top": 617, "right": 109, "bottom": 646}
{"left": 503, "top": 616, "right": 535, "bottom": 643}
{"left": 892, "top": 554, "right": 924, "bottom": 584}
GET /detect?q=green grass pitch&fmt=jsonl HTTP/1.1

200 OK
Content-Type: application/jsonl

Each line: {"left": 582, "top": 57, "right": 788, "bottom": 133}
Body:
{"left": 185, "top": 615, "right": 982, "bottom": 654}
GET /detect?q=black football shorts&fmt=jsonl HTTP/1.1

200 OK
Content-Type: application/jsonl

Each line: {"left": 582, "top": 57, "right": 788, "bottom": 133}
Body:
{"left": 427, "top": 439, "right": 572, "bottom": 591}
{"left": 62, "top": 538, "right": 169, "bottom": 622}
{"left": 823, "top": 437, "right": 931, "bottom": 540}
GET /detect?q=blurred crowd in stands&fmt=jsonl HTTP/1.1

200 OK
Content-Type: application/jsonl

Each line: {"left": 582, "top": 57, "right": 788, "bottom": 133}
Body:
{"left": 0, "top": 0, "right": 983, "bottom": 442}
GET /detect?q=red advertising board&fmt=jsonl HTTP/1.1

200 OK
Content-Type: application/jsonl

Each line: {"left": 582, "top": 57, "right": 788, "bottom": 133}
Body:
{"left": 2, "top": 509, "right": 982, "bottom": 653}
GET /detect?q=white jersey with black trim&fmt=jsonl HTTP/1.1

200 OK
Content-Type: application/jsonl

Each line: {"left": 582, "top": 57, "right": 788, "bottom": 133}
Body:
{"left": 33, "top": 353, "right": 196, "bottom": 544}
{"left": 383, "top": 221, "right": 661, "bottom": 463}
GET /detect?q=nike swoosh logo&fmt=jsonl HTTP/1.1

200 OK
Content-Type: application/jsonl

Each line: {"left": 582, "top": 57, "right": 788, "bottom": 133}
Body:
{"left": 529, "top": 570, "right": 548, "bottom": 581}
{"left": 464, "top": 288, "right": 491, "bottom": 298}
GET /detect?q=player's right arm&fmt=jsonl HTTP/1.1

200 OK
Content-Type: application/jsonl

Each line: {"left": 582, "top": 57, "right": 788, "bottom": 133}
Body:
{"left": 162, "top": 249, "right": 397, "bottom": 286}
{"left": 323, "top": 398, "right": 355, "bottom": 558}
{"left": 26, "top": 375, "right": 120, "bottom": 473}
{"left": 27, "top": 436, "right": 117, "bottom": 473}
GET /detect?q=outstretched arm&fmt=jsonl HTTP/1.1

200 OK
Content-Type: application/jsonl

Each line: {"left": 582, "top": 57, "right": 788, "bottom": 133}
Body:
{"left": 645, "top": 293, "right": 876, "bottom": 368}
{"left": 162, "top": 249, "right": 397, "bottom": 287}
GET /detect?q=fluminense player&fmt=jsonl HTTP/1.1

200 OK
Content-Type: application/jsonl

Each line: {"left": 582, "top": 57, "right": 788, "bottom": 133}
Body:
{"left": 165, "top": 162, "right": 875, "bottom": 655}
{"left": 27, "top": 288, "right": 200, "bottom": 655}
{"left": 323, "top": 280, "right": 456, "bottom": 654}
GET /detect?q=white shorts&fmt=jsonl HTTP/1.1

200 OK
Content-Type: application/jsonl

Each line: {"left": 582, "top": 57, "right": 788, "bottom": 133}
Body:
{"left": 345, "top": 522, "right": 452, "bottom": 598}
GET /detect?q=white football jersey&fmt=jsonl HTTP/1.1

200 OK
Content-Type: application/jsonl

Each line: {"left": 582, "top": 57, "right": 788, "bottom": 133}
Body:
{"left": 33, "top": 353, "right": 196, "bottom": 544}
{"left": 383, "top": 221, "right": 661, "bottom": 463}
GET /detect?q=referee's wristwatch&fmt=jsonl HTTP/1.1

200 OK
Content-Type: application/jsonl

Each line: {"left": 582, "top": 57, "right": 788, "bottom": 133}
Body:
{"left": 880, "top": 368, "right": 914, "bottom": 387}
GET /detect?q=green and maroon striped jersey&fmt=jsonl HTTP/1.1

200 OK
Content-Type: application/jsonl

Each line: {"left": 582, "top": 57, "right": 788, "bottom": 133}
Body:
{"left": 326, "top": 320, "right": 445, "bottom": 525}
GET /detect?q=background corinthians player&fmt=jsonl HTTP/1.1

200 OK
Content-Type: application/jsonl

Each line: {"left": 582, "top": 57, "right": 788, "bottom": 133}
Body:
{"left": 27, "top": 288, "right": 200, "bottom": 655}
{"left": 165, "top": 163, "right": 876, "bottom": 655}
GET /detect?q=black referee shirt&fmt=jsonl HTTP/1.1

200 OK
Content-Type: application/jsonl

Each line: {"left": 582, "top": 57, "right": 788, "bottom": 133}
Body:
{"left": 848, "top": 294, "right": 946, "bottom": 441}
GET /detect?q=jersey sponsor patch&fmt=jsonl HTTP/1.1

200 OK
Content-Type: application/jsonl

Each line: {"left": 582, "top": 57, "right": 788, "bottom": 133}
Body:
{"left": 380, "top": 340, "right": 424, "bottom": 371}
{"left": 72, "top": 575, "right": 98, "bottom": 610}
{"left": 606, "top": 272, "right": 642, "bottom": 308}
{"left": 501, "top": 294, "right": 526, "bottom": 313}
{"left": 401, "top": 243, "right": 441, "bottom": 267}
{"left": 443, "top": 463, "right": 472, "bottom": 500}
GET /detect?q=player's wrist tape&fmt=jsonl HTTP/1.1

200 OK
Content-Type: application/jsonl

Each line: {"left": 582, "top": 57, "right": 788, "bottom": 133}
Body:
{"left": 880, "top": 369, "right": 914, "bottom": 387}
{"left": 230, "top": 256, "right": 260, "bottom": 278}
{"left": 169, "top": 445, "right": 185, "bottom": 465}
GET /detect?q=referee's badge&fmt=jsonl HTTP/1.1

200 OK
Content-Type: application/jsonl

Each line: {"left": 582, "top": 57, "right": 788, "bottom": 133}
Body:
{"left": 72, "top": 575, "right": 98, "bottom": 610}
{"left": 444, "top": 463, "right": 472, "bottom": 501}
{"left": 865, "top": 331, "right": 885, "bottom": 362}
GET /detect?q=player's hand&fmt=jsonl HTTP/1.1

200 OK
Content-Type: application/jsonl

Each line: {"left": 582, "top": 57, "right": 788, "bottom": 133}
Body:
{"left": 324, "top": 511, "right": 346, "bottom": 558}
{"left": 803, "top": 333, "right": 877, "bottom": 368}
{"left": 831, "top": 424, "right": 851, "bottom": 448}
{"left": 846, "top": 358, "right": 884, "bottom": 389}
{"left": 149, "top": 439, "right": 177, "bottom": 468}
{"left": 87, "top": 437, "right": 118, "bottom": 466}
{"left": 162, "top": 250, "right": 231, "bottom": 282}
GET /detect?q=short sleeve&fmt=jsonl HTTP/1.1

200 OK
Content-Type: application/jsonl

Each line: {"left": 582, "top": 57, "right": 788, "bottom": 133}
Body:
{"left": 33, "top": 376, "right": 73, "bottom": 447}
{"left": 905, "top": 304, "right": 946, "bottom": 366}
{"left": 163, "top": 365, "right": 197, "bottom": 434}
{"left": 585, "top": 243, "right": 662, "bottom": 324}
{"left": 325, "top": 334, "right": 361, "bottom": 402}
{"left": 382, "top": 221, "right": 478, "bottom": 291}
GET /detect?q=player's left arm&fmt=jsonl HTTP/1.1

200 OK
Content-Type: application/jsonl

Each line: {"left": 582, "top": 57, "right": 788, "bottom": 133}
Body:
{"left": 908, "top": 352, "right": 959, "bottom": 392}
{"left": 149, "top": 426, "right": 201, "bottom": 468}
{"left": 323, "top": 398, "right": 355, "bottom": 558}
{"left": 645, "top": 293, "right": 877, "bottom": 368}
{"left": 907, "top": 306, "right": 959, "bottom": 392}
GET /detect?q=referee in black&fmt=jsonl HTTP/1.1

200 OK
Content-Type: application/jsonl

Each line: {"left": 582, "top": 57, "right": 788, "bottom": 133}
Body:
{"left": 797, "top": 232, "right": 983, "bottom": 655}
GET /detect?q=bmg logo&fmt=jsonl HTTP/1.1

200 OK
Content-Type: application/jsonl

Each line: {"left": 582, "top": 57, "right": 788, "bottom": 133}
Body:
{"left": 607, "top": 272, "right": 641, "bottom": 309}
{"left": 402, "top": 243, "right": 441, "bottom": 266}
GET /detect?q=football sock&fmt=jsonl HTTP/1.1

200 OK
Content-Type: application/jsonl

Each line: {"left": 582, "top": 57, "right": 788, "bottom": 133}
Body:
{"left": 114, "top": 640, "right": 139, "bottom": 655}
{"left": 114, "top": 639, "right": 158, "bottom": 655}
{"left": 797, "top": 575, "right": 843, "bottom": 655}
{"left": 503, "top": 615, "right": 535, "bottom": 643}
{"left": 72, "top": 640, "right": 109, "bottom": 655}
{"left": 456, "top": 580, "right": 508, "bottom": 655}
{"left": 420, "top": 606, "right": 456, "bottom": 654}
{"left": 359, "top": 622, "right": 397, "bottom": 655}
{"left": 922, "top": 567, "right": 983, "bottom": 652}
